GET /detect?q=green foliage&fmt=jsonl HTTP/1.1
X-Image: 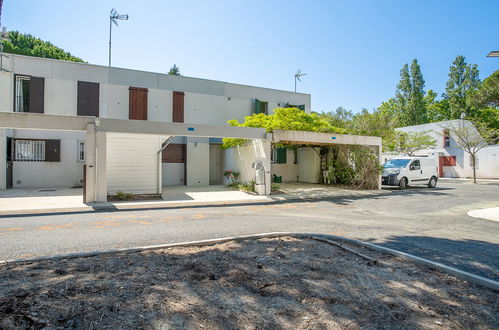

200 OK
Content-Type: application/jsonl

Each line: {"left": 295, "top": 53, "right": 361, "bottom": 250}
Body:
{"left": 2, "top": 31, "right": 84, "bottom": 62}
{"left": 327, "top": 145, "right": 381, "bottom": 189}
{"left": 168, "top": 64, "right": 181, "bottom": 76}
{"left": 116, "top": 191, "right": 134, "bottom": 200}
{"left": 228, "top": 180, "right": 256, "bottom": 193}
{"left": 321, "top": 106, "right": 353, "bottom": 128}
{"left": 396, "top": 59, "right": 427, "bottom": 126}
{"left": 444, "top": 55, "right": 481, "bottom": 119}
{"left": 222, "top": 107, "right": 345, "bottom": 149}
{"left": 474, "top": 70, "right": 499, "bottom": 108}
{"left": 347, "top": 108, "right": 399, "bottom": 152}
{"left": 271, "top": 183, "right": 281, "bottom": 192}
{"left": 386, "top": 131, "right": 437, "bottom": 156}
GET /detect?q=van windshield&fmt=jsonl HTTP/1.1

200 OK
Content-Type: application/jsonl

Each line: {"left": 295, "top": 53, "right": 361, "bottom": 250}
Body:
{"left": 383, "top": 159, "right": 411, "bottom": 168}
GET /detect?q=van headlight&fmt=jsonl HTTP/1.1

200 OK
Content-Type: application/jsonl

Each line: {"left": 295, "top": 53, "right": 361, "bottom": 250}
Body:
{"left": 383, "top": 169, "right": 400, "bottom": 176}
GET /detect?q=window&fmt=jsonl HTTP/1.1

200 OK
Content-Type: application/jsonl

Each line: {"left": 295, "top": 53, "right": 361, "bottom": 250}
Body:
{"left": 77, "top": 141, "right": 85, "bottom": 162}
{"left": 14, "top": 75, "right": 30, "bottom": 112}
{"left": 77, "top": 81, "right": 100, "bottom": 117}
{"left": 173, "top": 91, "right": 185, "bottom": 123}
{"left": 409, "top": 160, "right": 421, "bottom": 170}
{"left": 254, "top": 99, "right": 268, "bottom": 114}
{"left": 14, "top": 140, "right": 46, "bottom": 161}
{"left": 293, "top": 149, "right": 298, "bottom": 164}
{"left": 13, "top": 139, "right": 60, "bottom": 162}
{"left": 443, "top": 129, "right": 450, "bottom": 147}
{"left": 285, "top": 103, "right": 305, "bottom": 111}
{"left": 271, "top": 147, "right": 287, "bottom": 164}
{"left": 129, "top": 87, "right": 148, "bottom": 120}
{"left": 14, "top": 75, "right": 45, "bottom": 113}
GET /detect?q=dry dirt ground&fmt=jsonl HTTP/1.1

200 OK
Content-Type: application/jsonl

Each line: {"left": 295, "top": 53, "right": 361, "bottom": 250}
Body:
{"left": 0, "top": 237, "right": 497, "bottom": 329}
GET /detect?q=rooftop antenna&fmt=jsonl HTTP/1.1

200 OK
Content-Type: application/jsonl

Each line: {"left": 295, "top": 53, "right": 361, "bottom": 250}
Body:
{"left": 109, "top": 8, "right": 129, "bottom": 67}
{"left": 294, "top": 69, "right": 307, "bottom": 92}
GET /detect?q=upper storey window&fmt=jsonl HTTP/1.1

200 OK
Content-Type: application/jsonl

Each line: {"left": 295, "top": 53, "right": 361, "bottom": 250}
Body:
{"left": 254, "top": 99, "right": 268, "bottom": 115}
{"left": 14, "top": 74, "right": 45, "bottom": 113}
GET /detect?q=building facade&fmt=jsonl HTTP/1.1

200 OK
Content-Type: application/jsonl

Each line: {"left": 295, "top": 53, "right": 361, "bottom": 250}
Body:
{"left": 0, "top": 54, "right": 311, "bottom": 190}
{"left": 388, "top": 120, "right": 498, "bottom": 179}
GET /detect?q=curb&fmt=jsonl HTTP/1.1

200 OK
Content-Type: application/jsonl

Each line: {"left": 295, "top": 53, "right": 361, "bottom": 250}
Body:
{"left": 1, "top": 232, "right": 497, "bottom": 292}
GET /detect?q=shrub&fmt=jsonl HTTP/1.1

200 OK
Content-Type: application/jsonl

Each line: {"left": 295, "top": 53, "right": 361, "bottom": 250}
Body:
{"left": 116, "top": 191, "right": 134, "bottom": 200}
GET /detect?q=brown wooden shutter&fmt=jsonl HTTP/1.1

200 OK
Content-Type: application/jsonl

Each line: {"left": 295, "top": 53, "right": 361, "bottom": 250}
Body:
{"left": 45, "top": 139, "right": 61, "bottom": 162}
{"left": 162, "top": 144, "right": 186, "bottom": 163}
{"left": 172, "top": 91, "right": 184, "bottom": 123}
{"left": 29, "top": 77, "right": 44, "bottom": 113}
{"left": 129, "top": 87, "right": 148, "bottom": 120}
{"left": 77, "top": 81, "right": 100, "bottom": 117}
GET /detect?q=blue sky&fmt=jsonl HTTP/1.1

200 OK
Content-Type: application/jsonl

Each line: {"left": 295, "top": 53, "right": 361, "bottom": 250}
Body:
{"left": 2, "top": 0, "right": 498, "bottom": 113}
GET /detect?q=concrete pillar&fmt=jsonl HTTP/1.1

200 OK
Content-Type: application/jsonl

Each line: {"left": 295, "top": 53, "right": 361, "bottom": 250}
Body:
{"left": 95, "top": 131, "right": 107, "bottom": 202}
{"left": 0, "top": 129, "right": 6, "bottom": 190}
{"left": 186, "top": 137, "right": 209, "bottom": 186}
{"left": 85, "top": 125, "right": 108, "bottom": 203}
{"left": 263, "top": 134, "right": 272, "bottom": 196}
{"left": 85, "top": 124, "right": 96, "bottom": 203}
{"left": 378, "top": 144, "right": 383, "bottom": 190}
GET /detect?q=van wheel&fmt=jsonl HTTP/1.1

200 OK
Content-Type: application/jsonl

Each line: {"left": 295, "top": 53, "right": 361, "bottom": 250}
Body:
{"left": 399, "top": 177, "right": 408, "bottom": 189}
{"left": 428, "top": 176, "right": 437, "bottom": 188}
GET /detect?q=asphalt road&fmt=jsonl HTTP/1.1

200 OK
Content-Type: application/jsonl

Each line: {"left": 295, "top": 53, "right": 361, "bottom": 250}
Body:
{"left": 1, "top": 181, "right": 498, "bottom": 281}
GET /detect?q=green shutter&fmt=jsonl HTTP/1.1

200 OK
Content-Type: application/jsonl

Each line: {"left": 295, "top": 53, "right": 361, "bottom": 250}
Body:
{"left": 276, "top": 148, "right": 287, "bottom": 164}
{"left": 255, "top": 99, "right": 261, "bottom": 114}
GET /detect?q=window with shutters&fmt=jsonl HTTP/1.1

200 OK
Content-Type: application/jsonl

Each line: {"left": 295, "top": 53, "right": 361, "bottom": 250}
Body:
{"left": 443, "top": 129, "right": 450, "bottom": 147}
{"left": 14, "top": 75, "right": 44, "bottom": 113}
{"left": 173, "top": 91, "right": 185, "bottom": 123}
{"left": 78, "top": 81, "right": 100, "bottom": 117}
{"left": 14, "top": 140, "right": 46, "bottom": 161}
{"left": 14, "top": 75, "right": 30, "bottom": 112}
{"left": 271, "top": 147, "right": 287, "bottom": 164}
{"left": 129, "top": 87, "right": 148, "bottom": 120}
{"left": 162, "top": 144, "right": 186, "bottom": 163}
{"left": 254, "top": 99, "right": 268, "bottom": 115}
{"left": 77, "top": 141, "right": 85, "bottom": 162}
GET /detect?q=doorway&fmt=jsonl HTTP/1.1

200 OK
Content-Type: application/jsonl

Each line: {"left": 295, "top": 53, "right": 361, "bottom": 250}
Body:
{"left": 6, "top": 138, "right": 13, "bottom": 189}
{"left": 209, "top": 144, "right": 222, "bottom": 185}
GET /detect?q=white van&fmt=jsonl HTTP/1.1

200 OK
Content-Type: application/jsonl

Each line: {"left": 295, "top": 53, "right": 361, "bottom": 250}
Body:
{"left": 382, "top": 157, "right": 438, "bottom": 189}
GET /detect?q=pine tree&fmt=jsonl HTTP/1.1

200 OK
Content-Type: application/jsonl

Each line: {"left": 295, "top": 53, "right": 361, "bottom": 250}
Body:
{"left": 409, "top": 59, "right": 426, "bottom": 124}
{"left": 395, "top": 59, "right": 427, "bottom": 126}
{"left": 444, "top": 55, "right": 480, "bottom": 119}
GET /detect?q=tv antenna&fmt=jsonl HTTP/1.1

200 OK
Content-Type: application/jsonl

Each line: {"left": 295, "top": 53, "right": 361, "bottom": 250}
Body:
{"left": 294, "top": 69, "right": 307, "bottom": 92}
{"left": 108, "top": 8, "right": 129, "bottom": 67}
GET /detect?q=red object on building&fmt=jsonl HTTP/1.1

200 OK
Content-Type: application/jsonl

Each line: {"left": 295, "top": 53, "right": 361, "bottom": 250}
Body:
{"left": 438, "top": 156, "right": 456, "bottom": 177}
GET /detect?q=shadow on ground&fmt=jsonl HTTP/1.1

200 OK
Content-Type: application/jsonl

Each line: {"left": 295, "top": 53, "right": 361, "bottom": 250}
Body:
{"left": 366, "top": 235, "right": 499, "bottom": 281}
{"left": 0, "top": 237, "right": 497, "bottom": 329}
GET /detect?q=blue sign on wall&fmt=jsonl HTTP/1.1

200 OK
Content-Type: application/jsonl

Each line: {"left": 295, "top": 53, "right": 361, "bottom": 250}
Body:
{"left": 188, "top": 127, "right": 195, "bottom": 131}
{"left": 331, "top": 136, "right": 336, "bottom": 140}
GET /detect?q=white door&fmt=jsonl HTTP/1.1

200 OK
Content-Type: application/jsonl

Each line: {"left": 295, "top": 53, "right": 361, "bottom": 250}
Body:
{"left": 209, "top": 144, "right": 222, "bottom": 185}
{"left": 407, "top": 159, "right": 423, "bottom": 183}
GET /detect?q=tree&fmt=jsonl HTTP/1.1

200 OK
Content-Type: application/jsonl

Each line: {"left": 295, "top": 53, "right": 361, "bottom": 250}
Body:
{"left": 444, "top": 55, "right": 481, "bottom": 119}
{"left": 474, "top": 70, "right": 499, "bottom": 108}
{"left": 395, "top": 59, "right": 427, "bottom": 126}
{"left": 2, "top": 31, "right": 84, "bottom": 62}
{"left": 321, "top": 106, "right": 353, "bottom": 128}
{"left": 445, "top": 120, "right": 497, "bottom": 183}
{"left": 168, "top": 64, "right": 181, "bottom": 76}
{"left": 387, "top": 131, "right": 436, "bottom": 156}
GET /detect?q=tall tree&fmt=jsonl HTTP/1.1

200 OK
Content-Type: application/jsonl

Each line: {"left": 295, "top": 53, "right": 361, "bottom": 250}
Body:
{"left": 168, "top": 64, "right": 181, "bottom": 76}
{"left": 409, "top": 59, "right": 426, "bottom": 124}
{"left": 395, "top": 59, "right": 427, "bottom": 126}
{"left": 444, "top": 55, "right": 481, "bottom": 119}
{"left": 2, "top": 31, "right": 84, "bottom": 62}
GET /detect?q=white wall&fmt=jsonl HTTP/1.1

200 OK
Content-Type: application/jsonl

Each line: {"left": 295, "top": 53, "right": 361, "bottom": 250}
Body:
{"left": 395, "top": 120, "right": 499, "bottom": 179}
{"left": 186, "top": 138, "right": 209, "bottom": 185}
{"left": 184, "top": 93, "right": 227, "bottom": 125}
{"left": 298, "top": 148, "right": 321, "bottom": 183}
{"left": 45, "top": 78, "right": 77, "bottom": 116}
{"left": 9, "top": 129, "right": 86, "bottom": 188}
{"left": 223, "top": 139, "right": 270, "bottom": 185}
{"left": 106, "top": 133, "right": 161, "bottom": 194}
{"left": 162, "top": 163, "right": 184, "bottom": 186}
{"left": 106, "top": 85, "right": 129, "bottom": 120}
{"left": 271, "top": 149, "right": 298, "bottom": 182}
{"left": 0, "top": 71, "right": 12, "bottom": 112}
{"left": 149, "top": 88, "right": 172, "bottom": 123}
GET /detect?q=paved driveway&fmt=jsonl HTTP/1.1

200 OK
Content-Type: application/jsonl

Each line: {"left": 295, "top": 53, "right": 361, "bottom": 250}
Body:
{"left": 0, "top": 182, "right": 498, "bottom": 280}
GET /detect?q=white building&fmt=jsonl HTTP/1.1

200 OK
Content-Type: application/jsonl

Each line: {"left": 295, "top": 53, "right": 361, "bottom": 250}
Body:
{"left": 0, "top": 54, "right": 382, "bottom": 202}
{"left": 388, "top": 120, "right": 498, "bottom": 179}
{"left": 0, "top": 54, "right": 311, "bottom": 190}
